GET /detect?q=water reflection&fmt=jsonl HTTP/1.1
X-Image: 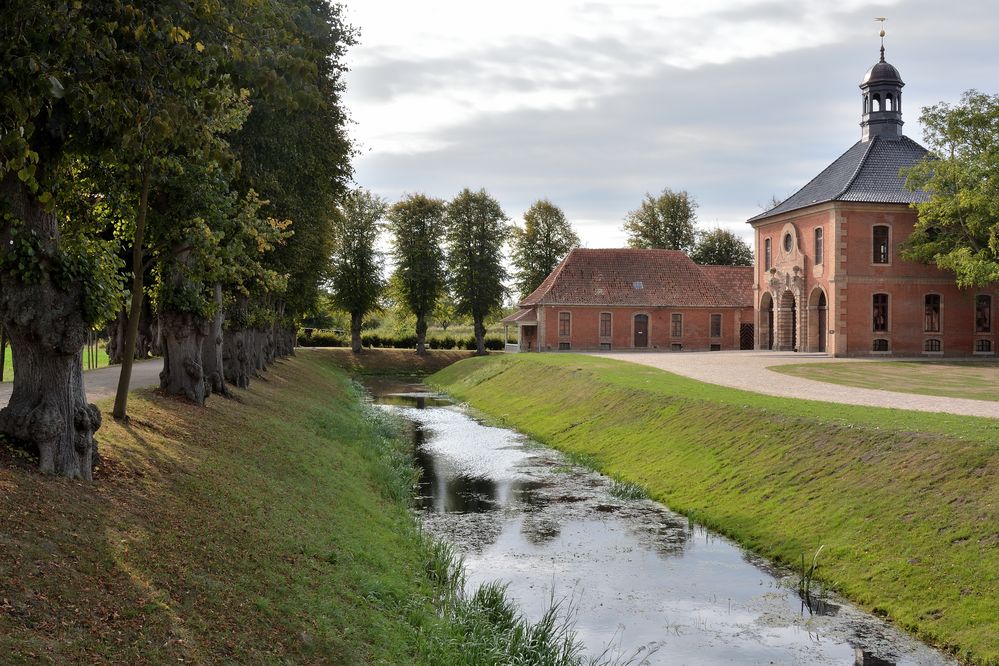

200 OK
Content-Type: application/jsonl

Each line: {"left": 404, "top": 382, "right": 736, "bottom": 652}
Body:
{"left": 368, "top": 381, "right": 954, "bottom": 666}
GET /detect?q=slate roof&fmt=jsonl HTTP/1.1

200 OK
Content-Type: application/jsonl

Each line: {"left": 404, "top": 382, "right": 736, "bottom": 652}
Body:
{"left": 519, "top": 248, "right": 753, "bottom": 309}
{"left": 749, "top": 135, "right": 930, "bottom": 222}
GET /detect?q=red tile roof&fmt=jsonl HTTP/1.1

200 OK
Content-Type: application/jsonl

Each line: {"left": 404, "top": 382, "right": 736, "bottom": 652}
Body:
{"left": 520, "top": 248, "right": 753, "bottom": 308}
{"left": 698, "top": 265, "right": 754, "bottom": 308}
{"left": 500, "top": 308, "right": 538, "bottom": 324}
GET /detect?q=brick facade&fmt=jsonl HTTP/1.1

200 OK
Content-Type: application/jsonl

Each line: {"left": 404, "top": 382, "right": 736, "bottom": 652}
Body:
{"left": 747, "top": 49, "right": 998, "bottom": 358}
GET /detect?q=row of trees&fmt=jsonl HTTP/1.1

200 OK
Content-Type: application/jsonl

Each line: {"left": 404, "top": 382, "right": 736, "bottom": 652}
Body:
{"left": 324, "top": 186, "right": 753, "bottom": 359}
{"left": 1, "top": 2, "right": 353, "bottom": 478}
{"left": 329, "top": 188, "right": 510, "bottom": 356}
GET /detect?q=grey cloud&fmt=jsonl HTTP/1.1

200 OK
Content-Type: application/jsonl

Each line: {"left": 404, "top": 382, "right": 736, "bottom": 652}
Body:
{"left": 349, "top": 0, "right": 999, "bottom": 246}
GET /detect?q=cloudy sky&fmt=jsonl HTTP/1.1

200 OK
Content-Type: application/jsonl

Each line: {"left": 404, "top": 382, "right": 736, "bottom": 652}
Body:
{"left": 341, "top": 0, "right": 999, "bottom": 249}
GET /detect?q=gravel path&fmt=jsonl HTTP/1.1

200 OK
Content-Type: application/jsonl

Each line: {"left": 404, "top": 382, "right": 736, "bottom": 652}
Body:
{"left": 0, "top": 358, "right": 162, "bottom": 407}
{"left": 593, "top": 350, "right": 999, "bottom": 419}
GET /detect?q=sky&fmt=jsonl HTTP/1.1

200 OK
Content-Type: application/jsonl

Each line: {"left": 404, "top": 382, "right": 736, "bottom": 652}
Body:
{"left": 341, "top": 0, "right": 999, "bottom": 249}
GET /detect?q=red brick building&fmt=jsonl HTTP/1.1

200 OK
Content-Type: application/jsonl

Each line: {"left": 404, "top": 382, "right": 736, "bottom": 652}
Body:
{"left": 747, "top": 46, "right": 996, "bottom": 357}
{"left": 502, "top": 248, "right": 754, "bottom": 352}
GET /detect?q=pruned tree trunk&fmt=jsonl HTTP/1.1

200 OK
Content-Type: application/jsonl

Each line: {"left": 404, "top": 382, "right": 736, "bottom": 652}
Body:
{"left": 350, "top": 311, "right": 363, "bottom": 353}
{"left": 202, "top": 283, "right": 228, "bottom": 398}
{"left": 222, "top": 328, "right": 250, "bottom": 389}
{"left": 473, "top": 315, "right": 487, "bottom": 355}
{"left": 223, "top": 295, "right": 251, "bottom": 388}
{"left": 106, "top": 300, "right": 155, "bottom": 365}
{"left": 159, "top": 310, "right": 208, "bottom": 405}
{"left": 415, "top": 311, "right": 428, "bottom": 355}
{"left": 106, "top": 308, "right": 127, "bottom": 365}
{"left": 0, "top": 173, "right": 101, "bottom": 479}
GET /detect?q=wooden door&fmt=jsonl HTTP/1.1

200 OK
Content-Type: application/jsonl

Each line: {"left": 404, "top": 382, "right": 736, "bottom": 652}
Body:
{"left": 634, "top": 314, "right": 648, "bottom": 348}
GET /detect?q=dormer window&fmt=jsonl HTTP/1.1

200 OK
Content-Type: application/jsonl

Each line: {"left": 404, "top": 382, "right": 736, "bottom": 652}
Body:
{"left": 633, "top": 281, "right": 644, "bottom": 290}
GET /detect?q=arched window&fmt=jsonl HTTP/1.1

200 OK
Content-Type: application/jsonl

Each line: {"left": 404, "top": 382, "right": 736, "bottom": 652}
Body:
{"left": 872, "top": 225, "right": 890, "bottom": 264}
{"left": 924, "top": 294, "right": 941, "bottom": 332}
{"left": 885, "top": 94, "right": 894, "bottom": 111}
{"left": 873, "top": 293, "right": 888, "bottom": 332}
{"left": 863, "top": 94, "right": 869, "bottom": 113}
{"left": 872, "top": 338, "right": 889, "bottom": 352}
{"left": 924, "top": 339, "right": 942, "bottom": 353}
{"left": 814, "top": 227, "right": 824, "bottom": 265}
{"left": 975, "top": 339, "right": 993, "bottom": 353}
{"left": 764, "top": 238, "right": 772, "bottom": 270}
{"left": 873, "top": 94, "right": 882, "bottom": 112}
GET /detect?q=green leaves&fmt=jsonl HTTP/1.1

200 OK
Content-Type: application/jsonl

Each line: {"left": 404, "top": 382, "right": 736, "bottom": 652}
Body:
{"left": 903, "top": 90, "right": 999, "bottom": 287}
{"left": 691, "top": 228, "right": 753, "bottom": 266}
{"left": 510, "top": 199, "right": 579, "bottom": 298}
{"left": 623, "top": 188, "right": 698, "bottom": 252}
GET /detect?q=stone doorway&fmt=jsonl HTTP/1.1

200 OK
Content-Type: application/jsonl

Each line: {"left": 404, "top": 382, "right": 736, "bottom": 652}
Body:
{"left": 778, "top": 290, "right": 797, "bottom": 351}
{"left": 807, "top": 288, "right": 827, "bottom": 353}
{"left": 759, "top": 293, "right": 774, "bottom": 350}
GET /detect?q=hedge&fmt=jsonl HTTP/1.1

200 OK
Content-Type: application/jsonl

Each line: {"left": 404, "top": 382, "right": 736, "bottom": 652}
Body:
{"left": 298, "top": 330, "right": 505, "bottom": 351}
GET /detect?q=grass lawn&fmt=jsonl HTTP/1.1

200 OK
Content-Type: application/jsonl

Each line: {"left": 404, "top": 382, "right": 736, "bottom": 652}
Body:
{"left": 432, "top": 353, "right": 999, "bottom": 665}
{"left": 1, "top": 344, "right": 111, "bottom": 382}
{"left": 771, "top": 360, "right": 999, "bottom": 402}
{"left": 0, "top": 352, "right": 477, "bottom": 663}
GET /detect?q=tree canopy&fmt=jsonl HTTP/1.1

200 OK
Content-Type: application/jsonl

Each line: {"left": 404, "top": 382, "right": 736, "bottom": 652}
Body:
{"left": 329, "top": 189, "right": 387, "bottom": 353}
{"left": 902, "top": 90, "right": 999, "bottom": 287}
{"left": 511, "top": 199, "right": 580, "bottom": 298}
{"left": 388, "top": 194, "right": 447, "bottom": 354}
{"left": 691, "top": 228, "right": 754, "bottom": 266}
{"left": 623, "top": 188, "right": 698, "bottom": 252}
{"left": 445, "top": 188, "right": 508, "bottom": 355}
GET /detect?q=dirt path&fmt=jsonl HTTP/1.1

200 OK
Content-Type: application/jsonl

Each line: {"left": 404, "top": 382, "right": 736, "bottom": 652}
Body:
{"left": 0, "top": 358, "right": 162, "bottom": 407}
{"left": 593, "top": 350, "right": 999, "bottom": 419}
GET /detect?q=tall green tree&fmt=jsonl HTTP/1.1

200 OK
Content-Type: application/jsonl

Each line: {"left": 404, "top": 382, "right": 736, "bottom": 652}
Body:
{"left": 329, "top": 190, "right": 387, "bottom": 353}
{"left": 623, "top": 188, "right": 698, "bottom": 252}
{"left": 388, "top": 194, "right": 447, "bottom": 355}
{"left": 691, "top": 228, "right": 754, "bottom": 266}
{"left": 510, "top": 199, "right": 580, "bottom": 298}
{"left": 902, "top": 90, "right": 999, "bottom": 287}
{"left": 0, "top": 2, "right": 162, "bottom": 477}
{"left": 446, "top": 188, "right": 508, "bottom": 355}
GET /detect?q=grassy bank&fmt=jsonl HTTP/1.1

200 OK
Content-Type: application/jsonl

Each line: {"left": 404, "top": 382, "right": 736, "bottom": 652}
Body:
{"left": 0, "top": 350, "right": 583, "bottom": 664}
{"left": 431, "top": 354, "right": 999, "bottom": 665}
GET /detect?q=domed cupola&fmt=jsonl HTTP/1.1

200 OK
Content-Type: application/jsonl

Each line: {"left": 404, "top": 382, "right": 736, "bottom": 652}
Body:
{"left": 860, "top": 26, "right": 904, "bottom": 141}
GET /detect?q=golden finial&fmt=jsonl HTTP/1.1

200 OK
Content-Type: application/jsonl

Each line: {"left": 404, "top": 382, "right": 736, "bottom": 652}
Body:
{"left": 875, "top": 17, "right": 887, "bottom": 61}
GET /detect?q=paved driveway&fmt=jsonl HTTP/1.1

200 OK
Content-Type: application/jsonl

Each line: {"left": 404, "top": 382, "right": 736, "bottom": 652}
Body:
{"left": 0, "top": 358, "right": 162, "bottom": 407}
{"left": 593, "top": 350, "right": 999, "bottom": 419}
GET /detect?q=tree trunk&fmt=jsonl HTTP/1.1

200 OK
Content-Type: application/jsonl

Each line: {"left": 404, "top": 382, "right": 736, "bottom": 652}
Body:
{"left": 415, "top": 311, "right": 428, "bottom": 355}
{"left": 223, "top": 328, "right": 250, "bottom": 388}
{"left": 473, "top": 315, "right": 486, "bottom": 356}
{"left": 136, "top": 297, "right": 155, "bottom": 359}
{"left": 0, "top": 173, "right": 101, "bottom": 479}
{"left": 105, "top": 309, "right": 127, "bottom": 365}
{"left": 202, "top": 283, "right": 228, "bottom": 398}
{"left": 112, "top": 167, "right": 151, "bottom": 420}
{"left": 159, "top": 310, "right": 208, "bottom": 405}
{"left": 350, "top": 311, "right": 363, "bottom": 353}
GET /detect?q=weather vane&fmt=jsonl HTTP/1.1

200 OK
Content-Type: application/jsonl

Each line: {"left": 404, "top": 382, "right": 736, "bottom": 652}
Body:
{"left": 875, "top": 17, "right": 887, "bottom": 61}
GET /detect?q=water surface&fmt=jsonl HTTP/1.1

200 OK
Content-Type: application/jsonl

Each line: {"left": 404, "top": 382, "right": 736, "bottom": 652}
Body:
{"left": 369, "top": 377, "right": 954, "bottom": 666}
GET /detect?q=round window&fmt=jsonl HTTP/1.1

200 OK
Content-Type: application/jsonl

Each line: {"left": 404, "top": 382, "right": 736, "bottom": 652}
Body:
{"left": 783, "top": 233, "right": 793, "bottom": 252}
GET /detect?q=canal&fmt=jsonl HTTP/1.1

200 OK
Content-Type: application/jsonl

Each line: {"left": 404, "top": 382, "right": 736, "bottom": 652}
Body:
{"left": 367, "top": 377, "right": 954, "bottom": 666}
